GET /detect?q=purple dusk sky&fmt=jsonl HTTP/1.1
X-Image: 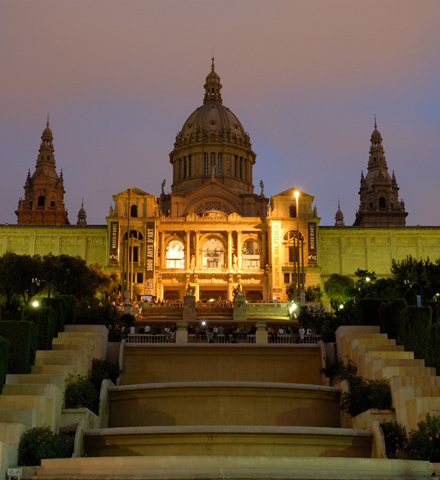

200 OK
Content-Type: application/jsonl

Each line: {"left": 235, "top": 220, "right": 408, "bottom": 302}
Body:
{"left": 1, "top": 0, "right": 439, "bottom": 227}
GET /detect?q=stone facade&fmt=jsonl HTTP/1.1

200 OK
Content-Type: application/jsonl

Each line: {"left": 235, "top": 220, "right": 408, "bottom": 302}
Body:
{"left": 2, "top": 61, "right": 440, "bottom": 302}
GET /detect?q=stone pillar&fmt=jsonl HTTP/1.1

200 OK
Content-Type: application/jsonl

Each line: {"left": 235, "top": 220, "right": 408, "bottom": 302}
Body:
{"left": 228, "top": 231, "right": 232, "bottom": 269}
{"left": 176, "top": 321, "right": 188, "bottom": 343}
{"left": 185, "top": 231, "right": 191, "bottom": 269}
{"left": 195, "top": 231, "right": 200, "bottom": 268}
{"left": 160, "top": 231, "right": 165, "bottom": 269}
{"left": 183, "top": 292, "right": 197, "bottom": 321}
{"left": 237, "top": 231, "right": 242, "bottom": 269}
{"left": 255, "top": 321, "right": 268, "bottom": 344}
{"left": 262, "top": 231, "right": 267, "bottom": 268}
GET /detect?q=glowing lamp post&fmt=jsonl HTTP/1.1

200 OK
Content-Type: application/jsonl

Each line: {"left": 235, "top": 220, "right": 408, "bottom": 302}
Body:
{"left": 293, "top": 190, "right": 300, "bottom": 302}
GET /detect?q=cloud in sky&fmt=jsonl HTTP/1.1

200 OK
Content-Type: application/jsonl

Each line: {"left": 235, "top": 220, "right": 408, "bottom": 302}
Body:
{"left": 1, "top": 0, "right": 439, "bottom": 226}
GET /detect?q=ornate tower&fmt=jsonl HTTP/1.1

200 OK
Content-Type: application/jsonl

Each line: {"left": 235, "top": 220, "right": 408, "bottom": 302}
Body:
{"left": 77, "top": 199, "right": 87, "bottom": 225}
{"left": 334, "top": 200, "right": 345, "bottom": 227}
{"left": 16, "top": 118, "right": 69, "bottom": 225}
{"left": 353, "top": 120, "right": 407, "bottom": 227}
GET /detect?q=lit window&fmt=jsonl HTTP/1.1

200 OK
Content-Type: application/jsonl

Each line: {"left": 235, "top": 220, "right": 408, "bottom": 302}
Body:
{"left": 166, "top": 239, "right": 185, "bottom": 268}
{"left": 202, "top": 238, "right": 225, "bottom": 269}
{"left": 242, "top": 239, "right": 260, "bottom": 269}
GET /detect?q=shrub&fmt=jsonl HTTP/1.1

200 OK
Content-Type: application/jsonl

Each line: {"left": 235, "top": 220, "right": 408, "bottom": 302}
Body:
{"left": 381, "top": 421, "right": 407, "bottom": 459}
{"left": 320, "top": 357, "right": 344, "bottom": 380}
{"left": 0, "top": 336, "right": 11, "bottom": 394}
{"left": 341, "top": 377, "right": 392, "bottom": 417}
{"left": 89, "top": 358, "right": 122, "bottom": 391}
{"left": 18, "top": 426, "right": 73, "bottom": 466}
{"left": 0, "top": 321, "right": 38, "bottom": 374}
{"left": 401, "top": 306, "right": 432, "bottom": 365}
{"left": 355, "top": 298, "right": 385, "bottom": 326}
{"left": 22, "top": 306, "right": 56, "bottom": 350}
{"left": 403, "top": 414, "right": 440, "bottom": 462}
{"left": 379, "top": 298, "right": 407, "bottom": 341}
{"left": 64, "top": 375, "right": 99, "bottom": 414}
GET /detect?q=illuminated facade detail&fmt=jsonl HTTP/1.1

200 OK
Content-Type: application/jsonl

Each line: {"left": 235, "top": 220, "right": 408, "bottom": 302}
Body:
{"left": 354, "top": 120, "right": 408, "bottom": 227}
{"left": 16, "top": 118, "right": 69, "bottom": 225}
{"left": 166, "top": 239, "right": 185, "bottom": 269}
{"left": 101, "top": 60, "right": 320, "bottom": 301}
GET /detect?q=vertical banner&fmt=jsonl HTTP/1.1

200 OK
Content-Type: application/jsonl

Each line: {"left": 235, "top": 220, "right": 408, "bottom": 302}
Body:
{"left": 109, "top": 221, "right": 119, "bottom": 264}
{"left": 271, "top": 221, "right": 282, "bottom": 299}
{"left": 308, "top": 222, "right": 317, "bottom": 264}
{"left": 145, "top": 222, "right": 155, "bottom": 295}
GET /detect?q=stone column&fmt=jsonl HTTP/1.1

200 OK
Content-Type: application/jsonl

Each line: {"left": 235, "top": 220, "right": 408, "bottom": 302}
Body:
{"left": 185, "top": 231, "right": 191, "bottom": 270}
{"left": 183, "top": 290, "right": 197, "bottom": 321}
{"left": 262, "top": 231, "right": 267, "bottom": 268}
{"left": 228, "top": 231, "right": 232, "bottom": 269}
{"left": 195, "top": 231, "right": 200, "bottom": 268}
{"left": 160, "top": 231, "right": 165, "bottom": 269}
{"left": 255, "top": 322, "right": 268, "bottom": 344}
{"left": 176, "top": 321, "right": 188, "bottom": 343}
{"left": 237, "top": 231, "right": 242, "bottom": 269}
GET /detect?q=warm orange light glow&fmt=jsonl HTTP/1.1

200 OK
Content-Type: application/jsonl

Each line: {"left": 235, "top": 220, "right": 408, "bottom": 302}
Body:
{"left": 294, "top": 190, "right": 299, "bottom": 200}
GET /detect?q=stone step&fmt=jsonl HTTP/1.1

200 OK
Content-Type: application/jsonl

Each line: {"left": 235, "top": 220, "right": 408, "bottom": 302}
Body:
{"left": 366, "top": 356, "right": 422, "bottom": 379}
{"left": 35, "top": 357, "right": 78, "bottom": 367}
{"left": 352, "top": 343, "right": 404, "bottom": 369}
{"left": 0, "top": 395, "right": 51, "bottom": 414}
{"left": 390, "top": 375, "right": 440, "bottom": 390}
{"left": 0, "top": 409, "right": 42, "bottom": 428}
{"left": 406, "top": 396, "right": 440, "bottom": 431}
{"left": 3, "top": 384, "right": 52, "bottom": 397}
{"left": 376, "top": 365, "right": 436, "bottom": 380}
{"left": 5, "top": 374, "right": 65, "bottom": 389}
{"left": 31, "top": 364, "right": 75, "bottom": 376}
{"left": 52, "top": 337, "right": 96, "bottom": 360}
{"left": 36, "top": 349, "right": 86, "bottom": 359}
{"left": 34, "top": 455, "right": 435, "bottom": 480}
{"left": 0, "top": 422, "right": 28, "bottom": 446}
{"left": 359, "top": 349, "right": 414, "bottom": 377}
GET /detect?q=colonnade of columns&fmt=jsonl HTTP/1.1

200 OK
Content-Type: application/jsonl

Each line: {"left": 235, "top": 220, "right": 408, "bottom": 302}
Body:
{"left": 157, "top": 229, "right": 266, "bottom": 270}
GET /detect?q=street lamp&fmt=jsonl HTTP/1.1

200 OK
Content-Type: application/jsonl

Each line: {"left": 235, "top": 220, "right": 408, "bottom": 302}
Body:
{"left": 293, "top": 190, "right": 300, "bottom": 302}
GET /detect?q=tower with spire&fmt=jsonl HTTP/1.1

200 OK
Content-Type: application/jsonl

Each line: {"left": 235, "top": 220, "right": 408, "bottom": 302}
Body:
{"left": 335, "top": 200, "right": 345, "bottom": 227}
{"left": 353, "top": 120, "right": 407, "bottom": 227}
{"left": 77, "top": 199, "right": 87, "bottom": 225}
{"left": 15, "top": 118, "right": 69, "bottom": 225}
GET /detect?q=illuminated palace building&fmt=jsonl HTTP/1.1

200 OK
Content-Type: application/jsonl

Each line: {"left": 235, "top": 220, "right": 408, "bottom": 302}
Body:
{"left": 107, "top": 59, "right": 319, "bottom": 302}
{"left": 6, "top": 60, "right": 440, "bottom": 302}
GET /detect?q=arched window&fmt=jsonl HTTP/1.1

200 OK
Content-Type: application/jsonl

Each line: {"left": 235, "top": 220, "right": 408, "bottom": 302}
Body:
{"left": 166, "top": 239, "right": 185, "bottom": 269}
{"left": 289, "top": 205, "right": 297, "bottom": 218}
{"left": 242, "top": 239, "right": 260, "bottom": 269}
{"left": 379, "top": 197, "right": 386, "bottom": 209}
{"left": 202, "top": 237, "right": 225, "bottom": 268}
{"left": 130, "top": 205, "right": 138, "bottom": 218}
{"left": 204, "top": 153, "right": 209, "bottom": 176}
{"left": 38, "top": 196, "right": 45, "bottom": 207}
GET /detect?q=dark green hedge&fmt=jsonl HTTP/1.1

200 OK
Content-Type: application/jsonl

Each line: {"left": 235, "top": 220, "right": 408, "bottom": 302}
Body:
{"left": 42, "top": 297, "right": 69, "bottom": 335}
{"left": 22, "top": 307, "right": 56, "bottom": 350}
{"left": 401, "top": 306, "right": 432, "bottom": 365}
{"left": 0, "top": 322, "right": 38, "bottom": 374}
{"left": 356, "top": 298, "right": 385, "bottom": 326}
{"left": 57, "top": 295, "right": 76, "bottom": 325}
{"left": 379, "top": 298, "right": 408, "bottom": 341}
{"left": 0, "top": 336, "right": 11, "bottom": 394}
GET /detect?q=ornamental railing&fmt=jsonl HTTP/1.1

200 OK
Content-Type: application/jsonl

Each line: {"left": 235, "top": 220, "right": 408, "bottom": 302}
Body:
{"left": 246, "top": 302, "right": 289, "bottom": 318}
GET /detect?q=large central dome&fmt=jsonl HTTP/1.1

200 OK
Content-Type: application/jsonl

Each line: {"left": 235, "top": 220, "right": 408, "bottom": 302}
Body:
{"left": 169, "top": 59, "right": 256, "bottom": 195}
